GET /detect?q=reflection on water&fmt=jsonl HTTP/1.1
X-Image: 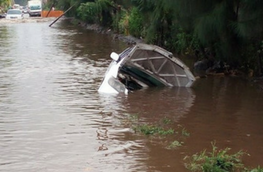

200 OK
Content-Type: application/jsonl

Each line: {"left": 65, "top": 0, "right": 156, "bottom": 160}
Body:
{"left": 122, "top": 87, "right": 195, "bottom": 123}
{"left": 181, "top": 77, "right": 263, "bottom": 168}
{"left": 0, "top": 19, "right": 263, "bottom": 172}
{"left": 0, "top": 20, "right": 133, "bottom": 172}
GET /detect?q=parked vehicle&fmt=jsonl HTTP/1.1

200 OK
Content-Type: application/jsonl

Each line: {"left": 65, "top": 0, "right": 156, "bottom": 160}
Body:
{"left": 21, "top": 6, "right": 29, "bottom": 14}
{"left": 5, "top": 9, "right": 23, "bottom": 19}
{"left": 28, "top": 0, "right": 42, "bottom": 17}
{"left": 98, "top": 43, "right": 196, "bottom": 94}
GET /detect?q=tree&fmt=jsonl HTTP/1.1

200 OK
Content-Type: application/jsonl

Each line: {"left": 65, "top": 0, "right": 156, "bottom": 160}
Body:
{"left": 0, "top": 0, "right": 12, "bottom": 10}
{"left": 54, "top": 0, "right": 263, "bottom": 75}
{"left": 177, "top": 0, "right": 263, "bottom": 71}
{"left": 77, "top": 0, "right": 116, "bottom": 26}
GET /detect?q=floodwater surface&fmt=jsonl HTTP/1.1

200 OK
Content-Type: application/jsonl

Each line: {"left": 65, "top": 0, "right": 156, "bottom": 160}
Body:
{"left": 0, "top": 18, "right": 262, "bottom": 172}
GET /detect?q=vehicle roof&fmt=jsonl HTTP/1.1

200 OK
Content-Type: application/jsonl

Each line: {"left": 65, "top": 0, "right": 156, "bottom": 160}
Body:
{"left": 120, "top": 43, "right": 196, "bottom": 87}
{"left": 6, "top": 9, "right": 22, "bottom": 14}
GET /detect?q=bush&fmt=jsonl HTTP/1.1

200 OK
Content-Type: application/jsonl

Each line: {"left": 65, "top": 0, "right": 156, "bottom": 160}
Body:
{"left": 77, "top": 2, "right": 98, "bottom": 23}
{"left": 184, "top": 142, "right": 246, "bottom": 172}
{"left": 118, "top": 10, "right": 129, "bottom": 34}
{"left": 77, "top": 0, "right": 113, "bottom": 26}
{"left": 128, "top": 7, "right": 143, "bottom": 37}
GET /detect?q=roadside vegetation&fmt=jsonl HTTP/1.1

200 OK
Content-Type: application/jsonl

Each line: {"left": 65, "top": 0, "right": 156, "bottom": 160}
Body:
{"left": 47, "top": 0, "right": 263, "bottom": 77}
{"left": 0, "top": 0, "right": 12, "bottom": 12}
{"left": 184, "top": 142, "right": 263, "bottom": 172}
{"left": 122, "top": 115, "right": 189, "bottom": 149}
{"left": 122, "top": 114, "right": 263, "bottom": 172}
{"left": 1, "top": 0, "right": 263, "bottom": 76}
{"left": 122, "top": 115, "right": 263, "bottom": 172}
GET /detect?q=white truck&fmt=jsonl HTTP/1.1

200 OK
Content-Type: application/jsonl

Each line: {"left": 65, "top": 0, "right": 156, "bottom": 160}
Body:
{"left": 28, "top": 0, "right": 42, "bottom": 17}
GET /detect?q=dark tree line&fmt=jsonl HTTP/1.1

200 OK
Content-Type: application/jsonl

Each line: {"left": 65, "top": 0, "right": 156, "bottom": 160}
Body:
{"left": 53, "top": 0, "right": 263, "bottom": 76}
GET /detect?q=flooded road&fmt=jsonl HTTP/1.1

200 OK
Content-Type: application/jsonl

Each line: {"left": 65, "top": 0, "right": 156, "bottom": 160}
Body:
{"left": 0, "top": 18, "right": 262, "bottom": 172}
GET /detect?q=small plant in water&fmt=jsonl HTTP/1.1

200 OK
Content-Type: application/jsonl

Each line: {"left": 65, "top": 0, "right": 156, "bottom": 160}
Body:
{"left": 133, "top": 124, "right": 174, "bottom": 136}
{"left": 128, "top": 114, "right": 139, "bottom": 122}
{"left": 127, "top": 115, "right": 190, "bottom": 149}
{"left": 250, "top": 166, "right": 263, "bottom": 172}
{"left": 167, "top": 140, "right": 183, "bottom": 149}
{"left": 181, "top": 127, "right": 190, "bottom": 137}
{"left": 122, "top": 114, "right": 139, "bottom": 126}
{"left": 162, "top": 117, "right": 172, "bottom": 125}
{"left": 184, "top": 141, "right": 247, "bottom": 172}
{"left": 176, "top": 124, "right": 190, "bottom": 137}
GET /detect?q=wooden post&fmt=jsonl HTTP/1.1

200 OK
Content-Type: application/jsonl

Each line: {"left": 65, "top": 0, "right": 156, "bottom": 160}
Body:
{"left": 46, "top": 2, "right": 56, "bottom": 17}
{"left": 49, "top": 3, "right": 76, "bottom": 27}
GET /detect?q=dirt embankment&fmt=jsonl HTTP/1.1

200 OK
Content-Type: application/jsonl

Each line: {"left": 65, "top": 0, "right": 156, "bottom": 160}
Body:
{"left": 74, "top": 19, "right": 144, "bottom": 45}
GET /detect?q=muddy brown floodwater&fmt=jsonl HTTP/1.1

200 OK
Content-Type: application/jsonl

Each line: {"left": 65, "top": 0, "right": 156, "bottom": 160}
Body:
{"left": 0, "top": 18, "right": 262, "bottom": 172}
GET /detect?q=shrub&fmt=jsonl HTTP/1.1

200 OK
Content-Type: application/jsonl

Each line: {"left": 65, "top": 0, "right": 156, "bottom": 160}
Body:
{"left": 184, "top": 142, "right": 247, "bottom": 172}
{"left": 250, "top": 166, "right": 263, "bottom": 172}
{"left": 128, "top": 7, "right": 143, "bottom": 37}
{"left": 77, "top": 2, "right": 98, "bottom": 23}
{"left": 118, "top": 10, "right": 130, "bottom": 35}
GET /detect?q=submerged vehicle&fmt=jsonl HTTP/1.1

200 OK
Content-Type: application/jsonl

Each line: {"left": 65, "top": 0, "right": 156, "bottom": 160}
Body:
{"left": 5, "top": 9, "right": 23, "bottom": 19}
{"left": 98, "top": 43, "right": 196, "bottom": 94}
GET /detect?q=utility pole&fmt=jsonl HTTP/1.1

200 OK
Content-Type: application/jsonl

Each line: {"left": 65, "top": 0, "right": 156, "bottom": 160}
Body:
{"left": 49, "top": 3, "right": 76, "bottom": 27}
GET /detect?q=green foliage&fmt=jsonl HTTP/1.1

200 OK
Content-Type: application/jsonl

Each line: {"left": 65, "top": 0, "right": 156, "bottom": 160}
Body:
{"left": 134, "top": 124, "right": 174, "bottom": 136}
{"left": 123, "top": 114, "right": 190, "bottom": 150}
{"left": 250, "top": 166, "right": 263, "bottom": 172}
{"left": 76, "top": 0, "right": 114, "bottom": 26}
{"left": 77, "top": 2, "right": 98, "bottom": 23}
{"left": 184, "top": 142, "right": 247, "bottom": 172}
{"left": 111, "top": 6, "right": 122, "bottom": 33}
{"left": 162, "top": 24, "right": 200, "bottom": 55}
{"left": 128, "top": 7, "right": 143, "bottom": 37}
{"left": 118, "top": 10, "right": 129, "bottom": 34}
{"left": 115, "top": 7, "right": 144, "bottom": 36}
{"left": 55, "top": 0, "right": 263, "bottom": 75}
{"left": 161, "top": 117, "right": 172, "bottom": 125}
{"left": 175, "top": 31, "right": 190, "bottom": 53}
{"left": 167, "top": 140, "right": 183, "bottom": 149}
{"left": 0, "top": 0, "right": 11, "bottom": 11}
{"left": 130, "top": 0, "right": 263, "bottom": 73}
{"left": 0, "top": 0, "right": 10, "bottom": 5}
{"left": 181, "top": 127, "right": 190, "bottom": 137}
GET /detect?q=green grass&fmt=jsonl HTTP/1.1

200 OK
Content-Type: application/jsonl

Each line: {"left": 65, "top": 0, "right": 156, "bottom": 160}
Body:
{"left": 184, "top": 141, "right": 247, "bottom": 172}
{"left": 162, "top": 117, "right": 172, "bottom": 125}
{"left": 249, "top": 166, "right": 263, "bottom": 172}
{"left": 133, "top": 124, "right": 174, "bottom": 136}
{"left": 181, "top": 127, "right": 190, "bottom": 137}
{"left": 127, "top": 115, "right": 190, "bottom": 149}
{"left": 122, "top": 114, "right": 263, "bottom": 171}
{"left": 167, "top": 140, "right": 184, "bottom": 149}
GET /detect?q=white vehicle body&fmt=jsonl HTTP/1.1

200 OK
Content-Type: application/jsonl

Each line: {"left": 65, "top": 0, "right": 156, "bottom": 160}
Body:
{"left": 28, "top": 0, "right": 42, "bottom": 17}
{"left": 98, "top": 43, "right": 196, "bottom": 94}
{"left": 5, "top": 9, "right": 23, "bottom": 19}
{"left": 98, "top": 53, "right": 129, "bottom": 94}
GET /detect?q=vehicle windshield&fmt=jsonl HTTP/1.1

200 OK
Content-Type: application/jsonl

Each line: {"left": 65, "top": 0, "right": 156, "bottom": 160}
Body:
{"left": 7, "top": 10, "right": 22, "bottom": 14}
{"left": 30, "top": 6, "right": 41, "bottom": 10}
{"left": 117, "top": 47, "right": 133, "bottom": 62}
